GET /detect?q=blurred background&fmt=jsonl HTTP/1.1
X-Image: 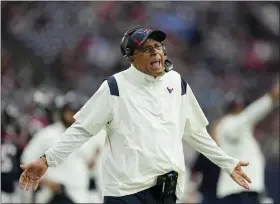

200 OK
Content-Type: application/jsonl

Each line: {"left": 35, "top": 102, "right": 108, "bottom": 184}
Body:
{"left": 1, "top": 1, "right": 279, "bottom": 203}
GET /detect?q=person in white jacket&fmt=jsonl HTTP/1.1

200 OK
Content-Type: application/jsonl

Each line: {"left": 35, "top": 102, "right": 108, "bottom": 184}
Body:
{"left": 20, "top": 94, "right": 106, "bottom": 204}
{"left": 19, "top": 27, "right": 251, "bottom": 204}
{"left": 215, "top": 80, "right": 279, "bottom": 204}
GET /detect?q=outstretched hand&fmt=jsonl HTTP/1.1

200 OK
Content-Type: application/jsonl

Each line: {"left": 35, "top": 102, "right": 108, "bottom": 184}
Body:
{"left": 19, "top": 158, "right": 48, "bottom": 191}
{"left": 231, "top": 161, "right": 251, "bottom": 190}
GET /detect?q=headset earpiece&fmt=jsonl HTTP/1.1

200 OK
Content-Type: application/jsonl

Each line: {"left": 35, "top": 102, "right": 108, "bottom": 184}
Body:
{"left": 125, "top": 48, "right": 131, "bottom": 56}
{"left": 162, "top": 45, "right": 167, "bottom": 56}
{"left": 162, "top": 44, "right": 173, "bottom": 72}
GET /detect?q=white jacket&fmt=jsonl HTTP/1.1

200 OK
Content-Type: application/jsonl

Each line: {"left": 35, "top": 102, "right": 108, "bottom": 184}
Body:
{"left": 21, "top": 122, "right": 106, "bottom": 203}
{"left": 45, "top": 65, "right": 239, "bottom": 200}
{"left": 216, "top": 94, "right": 275, "bottom": 198}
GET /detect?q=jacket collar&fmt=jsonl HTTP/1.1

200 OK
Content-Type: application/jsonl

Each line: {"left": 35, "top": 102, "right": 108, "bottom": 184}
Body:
{"left": 127, "top": 64, "right": 166, "bottom": 85}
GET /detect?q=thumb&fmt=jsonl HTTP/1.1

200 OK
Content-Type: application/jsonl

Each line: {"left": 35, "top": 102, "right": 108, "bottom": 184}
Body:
{"left": 20, "top": 163, "right": 31, "bottom": 170}
{"left": 20, "top": 164, "right": 27, "bottom": 170}
{"left": 239, "top": 161, "right": 249, "bottom": 167}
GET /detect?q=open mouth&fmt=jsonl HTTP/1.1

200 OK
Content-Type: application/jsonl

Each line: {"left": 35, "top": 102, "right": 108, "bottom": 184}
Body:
{"left": 150, "top": 60, "right": 160, "bottom": 67}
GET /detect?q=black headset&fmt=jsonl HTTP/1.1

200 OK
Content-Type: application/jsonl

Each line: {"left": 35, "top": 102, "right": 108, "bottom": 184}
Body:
{"left": 120, "top": 27, "right": 173, "bottom": 72}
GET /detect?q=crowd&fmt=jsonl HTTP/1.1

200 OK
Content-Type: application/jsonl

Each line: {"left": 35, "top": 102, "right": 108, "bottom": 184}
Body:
{"left": 1, "top": 1, "right": 279, "bottom": 203}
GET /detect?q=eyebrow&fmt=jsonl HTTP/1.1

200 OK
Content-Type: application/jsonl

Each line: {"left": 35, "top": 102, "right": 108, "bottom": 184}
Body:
{"left": 142, "top": 42, "right": 161, "bottom": 48}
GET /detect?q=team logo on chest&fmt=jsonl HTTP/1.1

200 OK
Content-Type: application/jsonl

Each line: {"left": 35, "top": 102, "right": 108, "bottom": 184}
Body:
{"left": 167, "top": 87, "right": 174, "bottom": 93}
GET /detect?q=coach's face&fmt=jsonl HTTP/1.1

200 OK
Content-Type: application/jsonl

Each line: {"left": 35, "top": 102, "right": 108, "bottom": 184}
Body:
{"left": 131, "top": 39, "right": 165, "bottom": 77}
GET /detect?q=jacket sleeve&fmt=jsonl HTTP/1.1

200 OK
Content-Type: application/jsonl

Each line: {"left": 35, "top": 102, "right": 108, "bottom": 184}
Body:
{"left": 73, "top": 80, "right": 113, "bottom": 135}
{"left": 224, "top": 94, "right": 274, "bottom": 139}
{"left": 183, "top": 84, "right": 238, "bottom": 175}
{"left": 184, "top": 127, "right": 239, "bottom": 175}
{"left": 45, "top": 81, "right": 113, "bottom": 167}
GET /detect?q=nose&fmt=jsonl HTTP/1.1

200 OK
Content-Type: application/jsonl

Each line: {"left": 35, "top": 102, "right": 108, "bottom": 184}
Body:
{"left": 150, "top": 50, "right": 157, "bottom": 56}
{"left": 149, "top": 45, "right": 158, "bottom": 55}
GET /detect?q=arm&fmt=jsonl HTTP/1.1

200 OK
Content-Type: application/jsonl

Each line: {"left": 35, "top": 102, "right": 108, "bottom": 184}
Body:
{"left": 224, "top": 80, "right": 279, "bottom": 141}
{"left": 228, "top": 80, "right": 279, "bottom": 133}
{"left": 45, "top": 122, "right": 93, "bottom": 167}
{"left": 184, "top": 127, "right": 238, "bottom": 175}
{"left": 80, "top": 128, "right": 107, "bottom": 166}
{"left": 182, "top": 83, "right": 251, "bottom": 189}
{"left": 183, "top": 84, "right": 238, "bottom": 175}
{"left": 209, "top": 119, "right": 220, "bottom": 143}
{"left": 230, "top": 94, "right": 274, "bottom": 131}
{"left": 19, "top": 81, "right": 113, "bottom": 191}
{"left": 45, "top": 81, "right": 113, "bottom": 167}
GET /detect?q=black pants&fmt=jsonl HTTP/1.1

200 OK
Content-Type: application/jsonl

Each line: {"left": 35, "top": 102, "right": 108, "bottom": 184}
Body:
{"left": 48, "top": 192, "right": 74, "bottom": 204}
{"left": 104, "top": 185, "right": 176, "bottom": 204}
{"left": 201, "top": 195, "right": 220, "bottom": 204}
{"left": 219, "top": 192, "right": 259, "bottom": 204}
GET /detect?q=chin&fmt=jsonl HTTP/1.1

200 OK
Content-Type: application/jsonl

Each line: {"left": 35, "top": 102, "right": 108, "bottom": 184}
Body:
{"left": 150, "top": 68, "right": 164, "bottom": 76}
{"left": 151, "top": 66, "right": 164, "bottom": 71}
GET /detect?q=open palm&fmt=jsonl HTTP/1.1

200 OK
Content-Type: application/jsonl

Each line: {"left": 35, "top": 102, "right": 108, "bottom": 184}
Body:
{"left": 19, "top": 159, "right": 48, "bottom": 191}
{"left": 231, "top": 161, "right": 252, "bottom": 190}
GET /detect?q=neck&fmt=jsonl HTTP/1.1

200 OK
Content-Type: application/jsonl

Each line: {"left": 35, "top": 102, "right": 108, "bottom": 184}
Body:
{"left": 133, "top": 64, "right": 164, "bottom": 77}
{"left": 128, "top": 64, "right": 165, "bottom": 84}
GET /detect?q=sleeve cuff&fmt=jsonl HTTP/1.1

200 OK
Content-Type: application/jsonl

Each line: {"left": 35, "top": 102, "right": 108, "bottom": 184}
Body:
{"left": 45, "top": 152, "right": 57, "bottom": 168}
{"left": 224, "top": 158, "right": 239, "bottom": 175}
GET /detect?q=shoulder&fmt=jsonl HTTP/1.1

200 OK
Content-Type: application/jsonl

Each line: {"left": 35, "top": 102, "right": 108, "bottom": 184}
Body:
{"left": 102, "top": 69, "right": 130, "bottom": 96}
{"left": 166, "top": 70, "right": 188, "bottom": 84}
{"left": 166, "top": 70, "right": 188, "bottom": 95}
{"left": 103, "top": 70, "right": 127, "bottom": 86}
{"left": 103, "top": 72, "right": 125, "bottom": 97}
{"left": 166, "top": 70, "right": 181, "bottom": 79}
{"left": 34, "top": 123, "right": 64, "bottom": 139}
{"left": 104, "top": 69, "right": 128, "bottom": 82}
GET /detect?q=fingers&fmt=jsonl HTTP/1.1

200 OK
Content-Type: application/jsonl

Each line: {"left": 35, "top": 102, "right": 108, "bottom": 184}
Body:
{"left": 26, "top": 177, "right": 32, "bottom": 191}
{"left": 33, "top": 180, "right": 40, "bottom": 191}
{"left": 19, "top": 173, "right": 25, "bottom": 186}
{"left": 20, "top": 164, "right": 27, "bottom": 170}
{"left": 19, "top": 172, "right": 28, "bottom": 189}
{"left": 239, "top": 161, "right": 249, "bottom": 167}
{"left": 20, "top": 163, "right": 32, "bottom": 171}
{"left": 234, "top": 175, "right": 249, "bottom": 190}
{"left": 19, "top": 164, "right": 29, "bottom": 188}
{"left": 20, "top": 176, "right": 40, "bottom": 191}
{"left": 237, "top": 161, "right": 252, "bottom": 183}
{"left": 26, "top": 178, "right": 39, "bottom": 191}
{"left": 19, "top": 170, "right": 41, "bottom": 191}
{"left": 242, "top": 172, "right": 252, "bottom": 183}
{"left": 240, "top": 179, "right": 249, "bottom": 190}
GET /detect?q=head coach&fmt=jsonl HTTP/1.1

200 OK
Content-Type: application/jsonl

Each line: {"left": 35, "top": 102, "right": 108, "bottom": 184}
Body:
{"left": 19, "top": 27, "right": 251, "bottom": 204}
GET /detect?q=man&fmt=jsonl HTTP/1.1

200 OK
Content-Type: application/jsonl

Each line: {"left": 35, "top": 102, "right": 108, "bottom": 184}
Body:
{"left": 19, "top": 27, "right": 251, "bottom": 204}
{"left": 214, "top": 82, "right": 279, "bottom": 204}
{"left": 20, "top": 94, "right": 96, "bottom": 203}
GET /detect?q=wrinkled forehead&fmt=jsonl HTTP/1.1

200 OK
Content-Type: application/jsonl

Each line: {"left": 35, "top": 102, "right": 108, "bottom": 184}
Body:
{"left": 142, "top": 38, "right": 161, "bottom": 47}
